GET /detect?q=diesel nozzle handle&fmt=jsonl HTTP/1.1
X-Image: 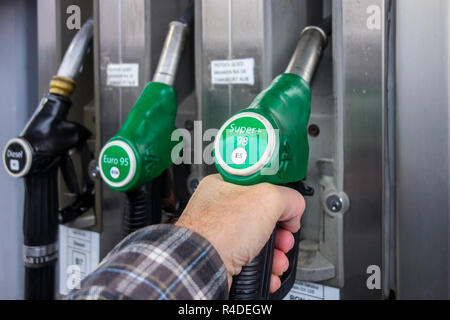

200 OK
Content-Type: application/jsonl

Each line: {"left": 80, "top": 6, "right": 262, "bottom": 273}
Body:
{"left": 213, "top": 17, "right": 331, "bottom": 300}
{"left": 3, "top": 19, "right": 94, "bottom": 300}
{"left": 99, "top": 5, "right": 192, "bottom": 237}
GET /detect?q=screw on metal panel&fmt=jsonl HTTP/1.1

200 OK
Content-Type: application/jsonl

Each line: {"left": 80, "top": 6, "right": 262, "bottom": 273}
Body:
{"left": 88, "top": 160, "right": 100, "bottom": 179}
{"left": 189, "top": 178, "right": 199, "bottom": 191}
{"left": 308, "top": 124, "right": 320, "bottom": 137}
{"left": 326, "top": 194, "right": 343, "bottom": 213}
{"left": 184, "top": 120, "right": 194, "bottom": 131}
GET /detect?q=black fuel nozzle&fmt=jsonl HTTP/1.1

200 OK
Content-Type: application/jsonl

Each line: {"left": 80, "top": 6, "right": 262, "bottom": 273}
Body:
{"left": 3, "top": 18, "right": 94, "bottom": 300}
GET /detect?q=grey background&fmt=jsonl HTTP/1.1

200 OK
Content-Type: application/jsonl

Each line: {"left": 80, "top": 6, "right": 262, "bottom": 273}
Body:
{"left": 396, "top": 0, "right": 449, "bottom": 299}
{"left": 0, "top": 0, "right": 37, "bottom": 299}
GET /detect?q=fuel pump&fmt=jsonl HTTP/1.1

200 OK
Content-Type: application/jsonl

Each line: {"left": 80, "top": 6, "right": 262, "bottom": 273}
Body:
{"left": 2, "top": 19, "right": 94, "bottom": 300}
{"left": 213, "top": 17, "right": 331, "bottom": 300}
{"left": 98, "top": 5, "right": 193, "bottom": 237}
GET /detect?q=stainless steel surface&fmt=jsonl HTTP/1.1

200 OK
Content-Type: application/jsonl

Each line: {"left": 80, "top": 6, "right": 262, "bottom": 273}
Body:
{"left": 332, "top": 0, "right": 389, "bottom": 299}
{"left": 65, "top": 211, "right": 96, "bottom": 229}
{"left": 384, "top": 0, "right": 396, "bottom": 299}
{"left": 37, "top": 0, "right": 58, "bottom": 97}
{"left": 299, "top": 28, "right": 335, "bottom": 284}
{"left": 297, "top": 240, "right": 335, "bottom": 282}
{"left": 56, "top": 18, "right": 94, "bottom": 80}
{"left": 153, "top": 21, "right": 188, "bottom": 86}
{"left": 396, "top": 0, "right": 450, "bottom": 299}
{"left": 37, "top": 0, "right": 94, "bottom": 97}
{"left": 285, "top": 27, "right": 327, "bottom": 84}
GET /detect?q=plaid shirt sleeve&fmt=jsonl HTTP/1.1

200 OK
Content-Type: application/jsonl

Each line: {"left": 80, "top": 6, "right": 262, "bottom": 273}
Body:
{"left": 66, "top": 224, "right": 228, "bottom": 300}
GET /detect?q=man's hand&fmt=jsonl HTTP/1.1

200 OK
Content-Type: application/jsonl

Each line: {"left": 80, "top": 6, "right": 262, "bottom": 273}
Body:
{"left": 176, "top": 174, "right": 305, "bottom": 294}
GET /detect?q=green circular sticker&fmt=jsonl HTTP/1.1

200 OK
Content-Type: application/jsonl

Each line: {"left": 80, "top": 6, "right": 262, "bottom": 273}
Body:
{"left": 99, "top": 141, "right": 136, "bottom": 188}
{"left": 215, "top": 112, "right": 275, "bottom": 176}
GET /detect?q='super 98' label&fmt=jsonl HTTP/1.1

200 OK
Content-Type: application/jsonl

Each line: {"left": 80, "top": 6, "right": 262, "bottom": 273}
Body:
{"left": 220, "top": 116, "right": 268, "bottom": 169}
{"left": 215, "top": 112, "right": 276, "bottom": 176}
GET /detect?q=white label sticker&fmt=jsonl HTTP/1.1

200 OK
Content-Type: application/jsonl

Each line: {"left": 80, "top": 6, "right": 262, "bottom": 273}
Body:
{"left": 283, "top": 281, "right": 340, "bottom": 300}
{"left": 231, "top": 147, "right": 248, "bottom": 165}
{"left": 110, "top": 166, "right": 120, "bottom": 179}
{"left": 107, "top": 63, "right": 139, "bottom": 87}
{"left": 59, "top": 225, "right": 100, "bottom": 296}
{"left": 211, "top": 58, "right": 255, "bottom": 85}
{"left": 10, "top": 160, "right": 19, "bottom": 171}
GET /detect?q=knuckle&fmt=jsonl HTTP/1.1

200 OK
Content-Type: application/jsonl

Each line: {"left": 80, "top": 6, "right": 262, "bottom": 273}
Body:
{"left": 257, "top": 183, "right": 282, "bottom": 202}
{"left": 256, "top": 182, "right": 277, "bottom": 194}
{"left": 197, "top": 174, "right": 215, "bottom": 189}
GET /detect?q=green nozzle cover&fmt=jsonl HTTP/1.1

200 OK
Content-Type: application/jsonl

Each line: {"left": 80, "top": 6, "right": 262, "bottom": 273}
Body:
{"left": 214, "top": 73, "right": 311, "bottom": 185}
{"left": 99, "top": 82, "right": 177, "bottom": 192}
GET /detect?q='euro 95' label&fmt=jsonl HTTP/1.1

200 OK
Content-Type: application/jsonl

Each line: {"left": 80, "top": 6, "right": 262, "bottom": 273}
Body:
{"left": 99, "top": 141, "right": 136, "bottom": 188}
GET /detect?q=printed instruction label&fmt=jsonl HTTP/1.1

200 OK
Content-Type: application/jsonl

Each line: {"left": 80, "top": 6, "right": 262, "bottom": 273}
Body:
{"left": 107, "top": 63, "right": 139, "bottom": 87}
{"left": 211, "top": 58, "right": 255, "bottom": 85}
{"left": 59, "top": 225, "right": 100, "bottom": 295}
{"left": 283, "top": 281, "right": 340, "bottom": 300}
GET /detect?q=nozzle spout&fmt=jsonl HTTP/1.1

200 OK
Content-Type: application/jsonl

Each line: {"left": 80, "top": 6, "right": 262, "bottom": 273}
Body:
{"left": 285, "top": 21, "right": 330, "bottom": 84}
{"left": 56, "top": 18, "right": 94, "bottom": 80}
{"left": 152, "top": 21, "right": 189, "bottom": 86}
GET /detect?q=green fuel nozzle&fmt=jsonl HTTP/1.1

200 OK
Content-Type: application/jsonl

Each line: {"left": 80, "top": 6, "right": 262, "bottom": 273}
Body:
{"left": 213, "top": 19, "right": 330, "bottom": 300}
{"left": 213, "top": 73, "right": 311, "bottom": 186}
{"left": 214, "top": 25, "right": 328, "bottom": 186}
{"left": 99, "top": 21, "right": 188, "bottom": 193}
{"left": 98, "top": 81, "right": 178, "bottom": 192}
{"left": 99, "top": 10, "right": 193, "bottom": 237}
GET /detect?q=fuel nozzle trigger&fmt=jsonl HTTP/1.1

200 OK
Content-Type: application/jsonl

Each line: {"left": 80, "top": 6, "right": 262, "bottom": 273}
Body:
{"left": 269, "top": 179, "right": 313, "bottom": 299}
{"left": 58, "top": 127, "right": 95, "bottom": 225}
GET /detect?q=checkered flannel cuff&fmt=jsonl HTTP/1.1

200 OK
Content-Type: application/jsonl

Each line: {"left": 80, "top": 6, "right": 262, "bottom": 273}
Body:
{"left": 67, "top": 224, "right": 228, "bottom": 300}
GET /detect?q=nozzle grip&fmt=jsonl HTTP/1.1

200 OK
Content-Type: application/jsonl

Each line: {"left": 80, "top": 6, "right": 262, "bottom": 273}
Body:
{"left": 122, "top": 176, "right": 164, "bottom": 238}
{"left": 24, "top": 168, "right": 59, "bottom": 247}
{"left": 230, "top": 230, "right": 276, "bottom": 300}
{"left": 23, "top": 167, "right": 59, "bottom": 300}
{"left": 24, "top": 264, "right": 56, "bottom": 300}
{"left": 123, "top": 185, "right": 153, "bottom": 237}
